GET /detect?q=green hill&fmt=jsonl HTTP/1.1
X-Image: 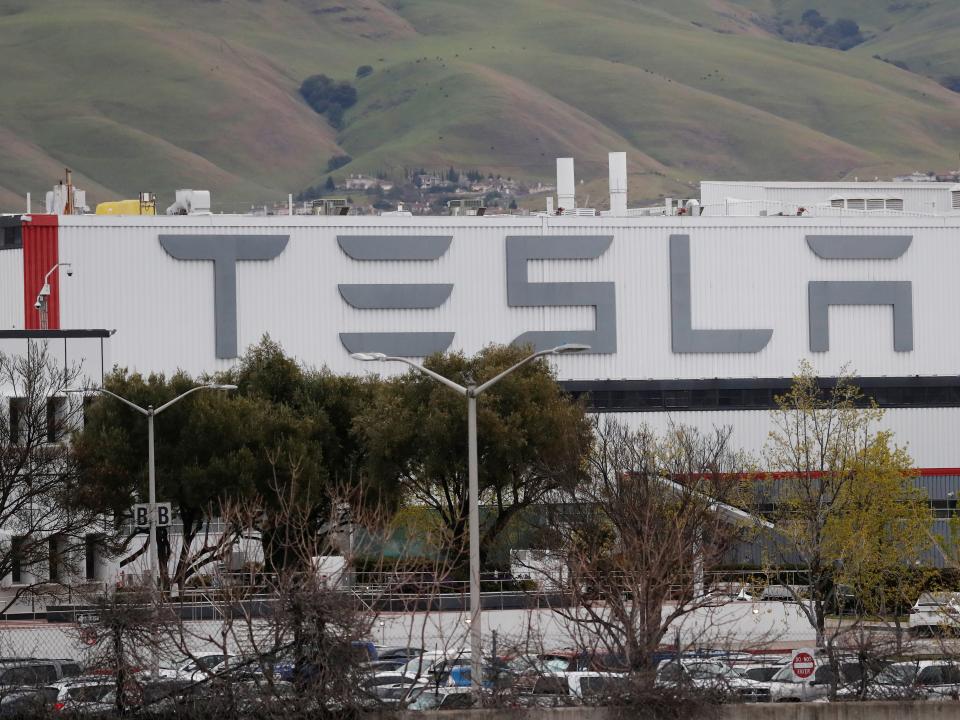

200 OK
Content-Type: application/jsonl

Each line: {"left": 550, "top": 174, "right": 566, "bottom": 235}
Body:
{"left": 0, "top": 0, "right": 958, "bottom": 211}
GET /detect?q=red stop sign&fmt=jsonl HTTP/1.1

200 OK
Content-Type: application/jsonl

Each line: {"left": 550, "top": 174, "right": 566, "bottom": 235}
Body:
{"left": 792, "top": 652, "right": 815, "bottom": 679}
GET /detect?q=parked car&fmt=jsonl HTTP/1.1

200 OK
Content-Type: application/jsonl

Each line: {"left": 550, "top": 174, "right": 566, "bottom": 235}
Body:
{"left": 768, "top": 659, "right": 872, "bottom": 702}
{"left": 910, "top": 660, "right": 960, "bottom": 700}
{"left": 446, "top": 662, "right": 515, "bottom": 689}
{"left": 360, "top": 672, "right": 427, "bottom": 704}
{"left": 831, "top": 661, "right": 952, "bottom": 701}
{"left": 0, "top": 659, "right": 82, "bottom": 687}
{"left": 375, "top": 646, "right": 423, "bottom": 661}
{"left": 272, "top": 641, "right": 379, "bottom": 684}
{"left": 759, "top": 585, "right": 806, "bottom": 602}
{"left": 394, "top": 651, "right": 468, "bottom": 684}
{"left": 566, "top": 671, "right": 630, "bottom": 700}
{"left": 157, "top": 654, "right": 231, "bottom": 681}
{"left": 365, "top": 647, "right": 423, "bottom": 673}
{"left": 656, "top": 659, "right": 771, "bottom": 702}
{"left": 910, "top": 592, "right": 960, "bottom": 635}
{"left": 40, "top": 677, "right": 114, "bottom": 712}
{"left": 407, "top": 686, "right": 474, "bottom": 711}
{"left": 736, "top": 662, "right": 787, "bottom": 683}
{"left": 0, "top": 687, "right": 57, "bottom": 717}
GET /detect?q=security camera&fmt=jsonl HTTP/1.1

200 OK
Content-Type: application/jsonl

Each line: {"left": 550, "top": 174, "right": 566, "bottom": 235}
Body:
{"left": 34, "top": 300, "right": 42, "bottom": 310}
{"left": 66, "top": 269, "right": 73, "bottom": 277}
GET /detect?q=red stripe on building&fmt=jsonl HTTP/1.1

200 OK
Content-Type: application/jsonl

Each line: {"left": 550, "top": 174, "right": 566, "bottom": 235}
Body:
{"left": 22, "top": 215, "right": 59, "bottom": 330}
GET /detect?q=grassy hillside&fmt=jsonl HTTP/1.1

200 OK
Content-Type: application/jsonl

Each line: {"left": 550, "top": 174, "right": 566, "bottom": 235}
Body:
{"left": 0, "top": 0, "right": 958, "bottom": 211}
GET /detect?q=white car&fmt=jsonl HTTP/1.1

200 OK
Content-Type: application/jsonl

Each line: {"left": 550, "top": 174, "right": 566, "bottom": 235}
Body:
{"left": 394, "top": 651, "right": 468, "bottom": 684}
{"left": 565, "top": 671, "right": 628, "bottom": 700}
{"left": 157, "top": 653, "right": 238, "bottom": 681}
{"left": 39, "top": 677, "right": 114, "bottom": 712}
{"left": 910, "top": 592, "right": 960, "bottom": 635}
{"left": 767, "top": 658, "right": 866, "bottom": 702}
{"left": 833, "top": 660, "right": 958, "bottom": 701}
{"left": 735, "top": 660, "right": 789, "bottom": 683}
{"left": 656, "top": 659, "right": 771, "bottom": 702}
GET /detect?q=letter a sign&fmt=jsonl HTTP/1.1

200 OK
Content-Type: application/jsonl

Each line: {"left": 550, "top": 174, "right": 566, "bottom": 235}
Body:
{"left": 132, "top": 503, "right": 172, "bottom": 528}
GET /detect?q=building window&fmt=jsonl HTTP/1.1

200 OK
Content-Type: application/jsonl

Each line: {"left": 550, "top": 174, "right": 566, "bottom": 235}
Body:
{"left": 886, "top": 198, "right": 904, "bottom": 211}
{"left": 8, "top": 398, "right": 26, "bottom": 444}
{"left": 10, "top": 537, "right": 24, "bottom": 584}
{"left": 866, "top": 198, "right": 885, "bottom": 211}
{"left": 0, "top": 224, "right": 21, "bottom": 250}
{"left": 46, "top": 397, "right": 66, "bottom": 443}
{"left": 567, "top": 378, "right": 960, "bottom": 413}
{"left": 48, "top": 536, "right": 60, "bottom": 582}
{"left": 85, "top": 535, "right": 99, "bottom": 580}
{"left": 846, "top": 198, "right": 865, "bottom": 210}
{"left": 952, "top": 190, "right": 960, "bottom": 210}
{"left": 931, "top": 499, "right": 958, "bottom": 519}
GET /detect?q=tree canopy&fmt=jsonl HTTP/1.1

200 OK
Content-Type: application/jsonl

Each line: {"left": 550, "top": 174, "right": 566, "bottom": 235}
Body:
{"left": 73, "top": 337, "right": 381, "bottom": 582}
{"left": 355, "top": 344, "right": 592, "bottom": 572}
{"left": 760, "top": 361, "right": 927, "bottom": 646}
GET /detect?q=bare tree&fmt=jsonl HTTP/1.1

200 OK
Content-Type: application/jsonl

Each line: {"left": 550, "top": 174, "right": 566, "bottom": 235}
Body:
{"left": 549, "top": 417, "right": 759, "bottom": 681}
{"left": 0, "top": 342, "right": 116, "bottom": 613}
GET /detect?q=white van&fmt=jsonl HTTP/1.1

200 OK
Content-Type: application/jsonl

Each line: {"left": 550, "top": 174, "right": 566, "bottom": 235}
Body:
{"left": 909, "top": 592, "right": 960, "bottom": 634}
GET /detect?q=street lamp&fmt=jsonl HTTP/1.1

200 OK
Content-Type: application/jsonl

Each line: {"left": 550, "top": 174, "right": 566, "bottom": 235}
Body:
{"left": 352, "top": 343, "right": 589, "bottom": 691}
{"left": 66, "top": 383, "right": 237, "bottom": 677}
{"left": 35, "top": 262, "right": 73, "bottom": 330}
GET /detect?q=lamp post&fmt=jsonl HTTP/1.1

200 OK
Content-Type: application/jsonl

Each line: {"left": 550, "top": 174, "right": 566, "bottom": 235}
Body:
{"left": 352, "top": 343, "right": 589, "bottom": 691}
{"left": 67, "top": 383, "right": 237, "bottom": 677}
{"left": 35, "top": 262, "right": 72, "bottom": 330}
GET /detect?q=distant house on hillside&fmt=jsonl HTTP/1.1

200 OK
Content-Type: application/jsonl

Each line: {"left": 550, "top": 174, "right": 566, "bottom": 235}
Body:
{"left": 894, "top": 171, "right": 937, "bottom": 183}
{"left": 345, "top": 174, "right": 393, "bottom": 192}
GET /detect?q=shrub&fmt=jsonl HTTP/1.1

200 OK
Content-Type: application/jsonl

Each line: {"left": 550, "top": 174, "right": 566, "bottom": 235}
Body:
{"left": 299, "top": 74, "right": 358, "bottom": 127}
{"left": 326, "top": 155, "right": 352, "bottom": 172}
{"left": 941, "top": 76, "right": 960, "bottom": 93}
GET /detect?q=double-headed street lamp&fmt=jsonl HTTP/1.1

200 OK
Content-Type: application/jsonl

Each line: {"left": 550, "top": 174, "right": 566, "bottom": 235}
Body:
{"left": 67, "top": 384, "right": 237, "bottom": 590}
{"left": 352, "top": 343, "right": 589, "bottom": 690}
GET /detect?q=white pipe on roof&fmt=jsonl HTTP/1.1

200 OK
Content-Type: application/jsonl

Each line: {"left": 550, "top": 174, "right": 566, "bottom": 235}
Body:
{"left": 608, "top": 152, "right": 627, "bottom": 216}
{"left": 557, "top": 158, "right": 575, "bottom": 211}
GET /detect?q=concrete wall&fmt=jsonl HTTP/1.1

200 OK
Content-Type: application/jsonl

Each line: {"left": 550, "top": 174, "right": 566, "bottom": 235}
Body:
{"left": 398, "top": 702, "right": 960, "bottom": 720}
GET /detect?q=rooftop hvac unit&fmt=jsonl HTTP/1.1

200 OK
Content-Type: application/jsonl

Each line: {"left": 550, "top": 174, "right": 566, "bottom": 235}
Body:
{"left": 165, "top": 190, "right": 211, "bottom": 215}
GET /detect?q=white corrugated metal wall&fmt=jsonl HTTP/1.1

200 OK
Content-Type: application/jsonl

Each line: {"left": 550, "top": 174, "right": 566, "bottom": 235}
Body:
{"left": 56, "top": 214, "right": 960, "bottom": 380}
{"left": 700, "top": 182, "right": 953, "bottom": 215}
{"left": 603, "top": 407, "right": 960, "bottom": 471}
{"left": 0, "top": 249, "right": 24, "bottom": 329}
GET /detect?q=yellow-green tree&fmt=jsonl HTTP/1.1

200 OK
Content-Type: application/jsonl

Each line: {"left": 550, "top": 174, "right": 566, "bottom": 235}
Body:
{"left": 824, "top": 433, "right": 928, "bottom": 623}
{"left": 762, "top": 361, "right": 929, "bottom": 648}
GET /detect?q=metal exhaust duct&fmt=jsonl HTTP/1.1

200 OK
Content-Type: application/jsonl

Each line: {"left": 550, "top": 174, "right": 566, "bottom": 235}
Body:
{"left": 608, "top": 152, "right": 627, "bottom": 216}
{"left": 557, "top": 158, "right": 575, "bottom": 211}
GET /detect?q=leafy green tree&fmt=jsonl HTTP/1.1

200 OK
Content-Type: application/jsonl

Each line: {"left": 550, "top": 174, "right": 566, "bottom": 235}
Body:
{"left": 801, "top": 8, "right": 826, "bottom": 29}
{"left": 355, "top": 344, "right": 592, "bottom": 572}
{"left": 761, "top": 361, "right": 928, "bottom": 648}
{"left": 355, "top": 65, "right": 373, "bottom": 78}
{"left": 299, "top": 74, "right": 357, "bottom": 128}
{"left": 73, "top": 369, "right": 258, "bottom": 587}
{"left": 219, "top": 338, "right": 382, "bottom": 571}
{"left": 326, "top": 155, "right": 352, "bottom": 173}
{"left": 74, "top": 338, "right": 379, "bottom": 581}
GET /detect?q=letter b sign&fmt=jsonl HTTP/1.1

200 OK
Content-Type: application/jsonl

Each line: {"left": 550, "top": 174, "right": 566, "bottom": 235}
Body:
{"left": 132, "top": 503, "right": 172, "bottom": 528}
